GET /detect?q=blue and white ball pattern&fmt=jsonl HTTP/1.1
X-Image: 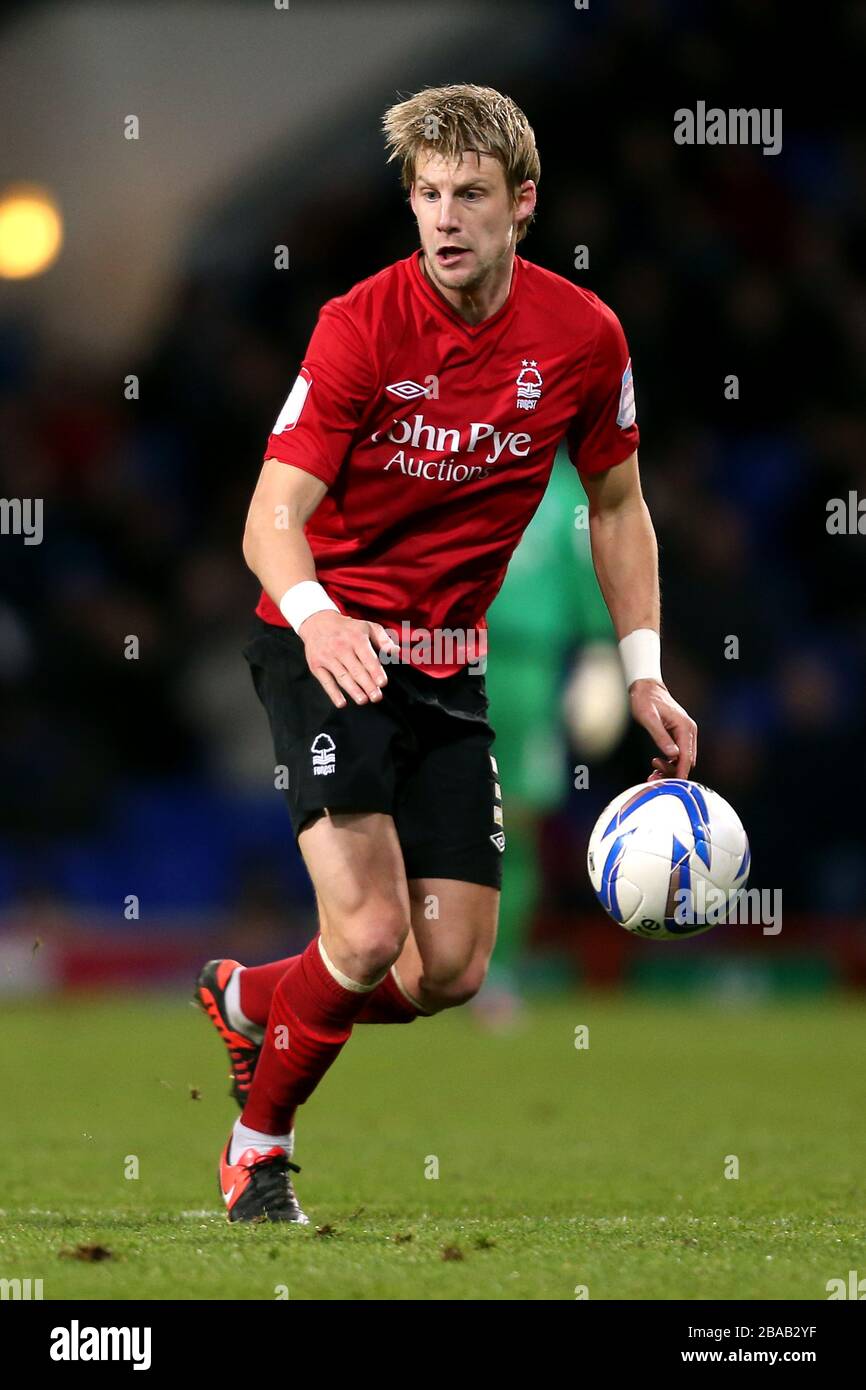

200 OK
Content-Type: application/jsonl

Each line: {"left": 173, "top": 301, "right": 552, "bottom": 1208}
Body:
{"left": 587, "top": 780, "right": 750, "bottom": 939}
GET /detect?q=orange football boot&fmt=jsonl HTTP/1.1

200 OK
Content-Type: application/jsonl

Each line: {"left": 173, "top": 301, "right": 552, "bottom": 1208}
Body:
{"left": 218, "top": 1140, "right": 308, "bottom": 1223}
{"left": 194, "top": 959, "right": 261, "bottom": 1107}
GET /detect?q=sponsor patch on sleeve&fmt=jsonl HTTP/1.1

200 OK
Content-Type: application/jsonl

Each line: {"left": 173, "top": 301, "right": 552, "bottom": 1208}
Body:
{"left": 616, "top": 358, "right": 636, "bottom": 430}
{"left": 272, "top": 367, "right": 312, "bottom": 434}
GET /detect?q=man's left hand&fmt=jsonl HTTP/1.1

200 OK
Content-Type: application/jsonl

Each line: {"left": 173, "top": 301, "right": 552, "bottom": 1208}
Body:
{"left": 628, "top": 678, "right": 697, "bottom": 780}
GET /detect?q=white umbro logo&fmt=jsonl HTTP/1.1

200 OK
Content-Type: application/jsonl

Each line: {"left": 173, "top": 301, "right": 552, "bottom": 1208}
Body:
{"left": 386, "top": 380, "right": 428, "bottom": 400}
{"left": 489, "top": 832, "right": 506, "bottom": 853}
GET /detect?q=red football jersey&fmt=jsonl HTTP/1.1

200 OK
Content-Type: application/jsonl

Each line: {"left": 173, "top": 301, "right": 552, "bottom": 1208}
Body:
{"left": 257, "top": 250, "right": 639, "bottom": 675}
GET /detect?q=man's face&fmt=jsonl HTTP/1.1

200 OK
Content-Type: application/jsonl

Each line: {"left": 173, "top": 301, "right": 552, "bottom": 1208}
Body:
{"left": 410, "top": 150, "right": 535, "bottom": 295}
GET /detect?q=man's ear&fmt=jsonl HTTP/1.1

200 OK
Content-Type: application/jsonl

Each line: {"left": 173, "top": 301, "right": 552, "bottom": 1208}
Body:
{"left": 409, "top": 183, "right": 417, "bottom": 216}
{"left": 513, "top": 180, "right": 537, "bottom": 242}
{"left": 517, "top": 179, "right": 537, "bottom": 216}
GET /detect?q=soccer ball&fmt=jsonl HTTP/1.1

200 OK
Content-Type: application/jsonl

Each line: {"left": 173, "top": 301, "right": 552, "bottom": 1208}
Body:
{"left": 587, "top": 780, "right": 750, "bottom": 939}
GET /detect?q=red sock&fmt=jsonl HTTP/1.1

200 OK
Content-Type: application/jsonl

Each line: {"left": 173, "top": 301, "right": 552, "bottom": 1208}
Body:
{"left": 240, "top": 957, "right": 423, "bottom": 1027}
{"left": 239, "top": 958, "right": 296, "bottom": 1027}
{"left": 354, "top": 968, "right": 424, "bottom": 1023}
{"left": 241, "top": 935, "right": 375, "bottom": 1135}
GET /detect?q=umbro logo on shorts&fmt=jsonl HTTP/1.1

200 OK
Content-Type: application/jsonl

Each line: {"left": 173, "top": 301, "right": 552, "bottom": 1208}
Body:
{"left": 311, "top": 733, "right": 336, "bottom": 776}
{"left": 489, "top": 832, "right": 506, "bottom": 853}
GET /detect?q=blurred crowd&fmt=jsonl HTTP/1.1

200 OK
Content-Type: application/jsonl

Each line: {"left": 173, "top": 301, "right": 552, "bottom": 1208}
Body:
{"left": 0, "top": 2, "right": 864, "bottom": 922}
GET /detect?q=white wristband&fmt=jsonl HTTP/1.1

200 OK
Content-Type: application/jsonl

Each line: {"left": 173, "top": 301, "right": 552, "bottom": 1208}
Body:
{"left": 278, "top": 580, "right": 339, "bottom": 635}
{"left": 619, "top": 628, "right": 662, "bottom": 688}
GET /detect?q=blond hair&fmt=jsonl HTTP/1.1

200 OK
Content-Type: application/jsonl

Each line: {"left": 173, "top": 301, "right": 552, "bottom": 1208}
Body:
{"left": 382, "top": 84, "right": 540, "bottom": 243}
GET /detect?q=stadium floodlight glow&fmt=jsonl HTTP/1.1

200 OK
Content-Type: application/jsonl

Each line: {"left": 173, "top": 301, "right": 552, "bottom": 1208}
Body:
{"left": 0, "top": 184, "right": 63, "bottom": 279}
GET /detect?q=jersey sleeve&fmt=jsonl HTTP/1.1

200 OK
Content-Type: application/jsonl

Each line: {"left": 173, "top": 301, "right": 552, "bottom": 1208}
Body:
{"left": 262, "top": 302, "right": 376, "bottom": 487}
{"left": 566, "top": 300, "right": 640, "bottom": 477}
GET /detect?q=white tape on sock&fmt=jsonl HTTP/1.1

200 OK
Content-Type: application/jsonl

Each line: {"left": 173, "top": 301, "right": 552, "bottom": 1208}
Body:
{"left": 317, "top": 935, "right": 386, "bottom": 993}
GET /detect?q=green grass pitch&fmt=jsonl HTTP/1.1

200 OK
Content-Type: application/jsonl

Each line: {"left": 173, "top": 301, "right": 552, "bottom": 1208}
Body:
{"left": 1, "top": 991, "right": 864, "bottom": 1300}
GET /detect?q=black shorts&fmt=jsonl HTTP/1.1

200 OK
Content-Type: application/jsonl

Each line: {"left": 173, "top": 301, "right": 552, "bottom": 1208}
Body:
{"left": 242, "top": 617, "right": 505, "bottom": 890}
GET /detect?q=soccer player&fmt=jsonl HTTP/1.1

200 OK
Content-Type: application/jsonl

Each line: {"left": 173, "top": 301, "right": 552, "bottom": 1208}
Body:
{"left": 196, "top": 84, "right": 697, "bottom": 1222}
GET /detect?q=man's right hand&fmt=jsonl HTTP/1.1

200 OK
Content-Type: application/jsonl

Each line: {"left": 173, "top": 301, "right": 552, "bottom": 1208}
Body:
{"left": 298, "top": 610, "right": 399, "bottom": 708}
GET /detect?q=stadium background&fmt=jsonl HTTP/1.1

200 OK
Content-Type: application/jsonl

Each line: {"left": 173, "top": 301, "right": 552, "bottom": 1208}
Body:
{"left": 1, "top": 0, "right": 864, "bottom": 1003}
